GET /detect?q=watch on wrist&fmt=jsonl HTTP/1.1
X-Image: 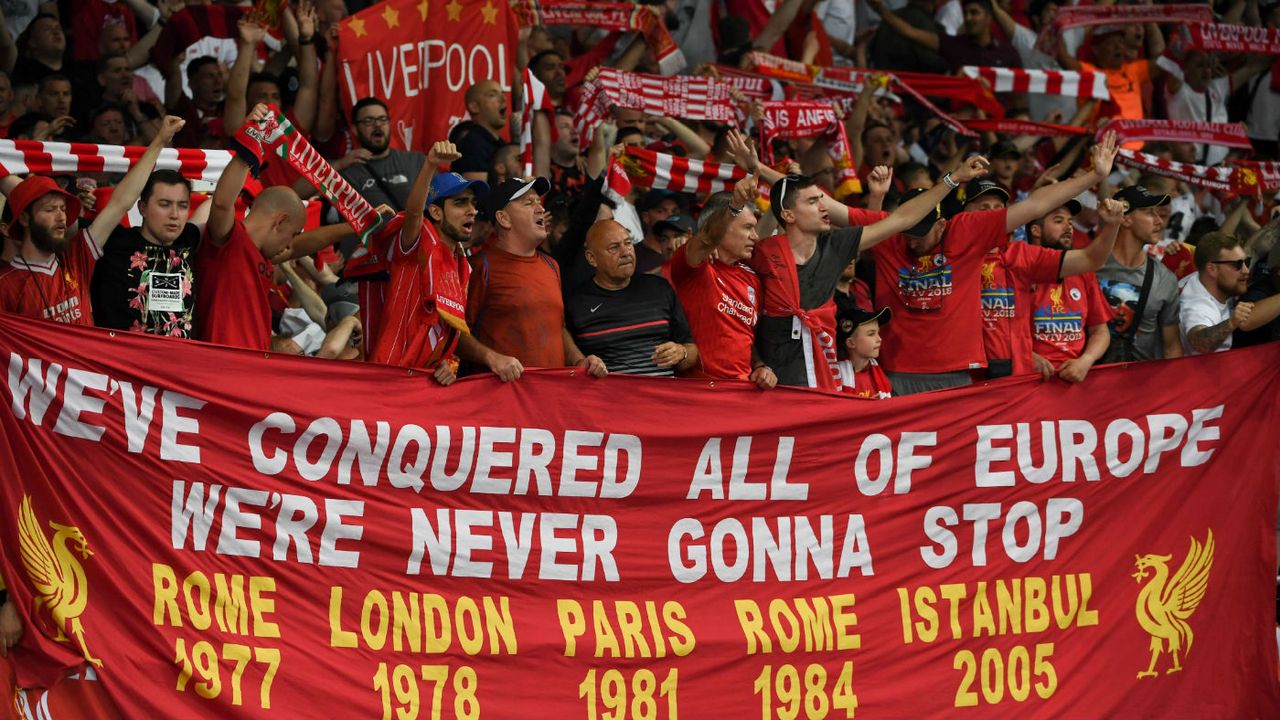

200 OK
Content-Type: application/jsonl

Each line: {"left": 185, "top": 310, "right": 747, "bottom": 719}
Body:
{"left": 942, "top": 172, "right": 959, "bottom": 190}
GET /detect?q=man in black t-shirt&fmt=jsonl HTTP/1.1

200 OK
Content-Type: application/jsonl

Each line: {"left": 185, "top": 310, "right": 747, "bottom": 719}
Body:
{"left": 91, "top": 169, "right": 210, "bottom": 337}
{"left": 564, "top": 220, "right": 697, "bottom": 376}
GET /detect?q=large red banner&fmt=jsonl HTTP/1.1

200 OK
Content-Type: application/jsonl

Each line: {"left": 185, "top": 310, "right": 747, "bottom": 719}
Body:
{"left": 337, "top": 0, "right": 517, "bottom": 153}
{"left": 0, "top": 312, "right": 1277, "bottom": 718}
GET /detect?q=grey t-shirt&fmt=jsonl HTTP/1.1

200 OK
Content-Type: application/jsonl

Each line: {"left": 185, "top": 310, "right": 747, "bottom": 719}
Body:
{"left": 1097, "top": 255, "right": 1182, "bottom": 360}
{"left": 339, "top": 149, "right": 426, "bottom": 212}
{"left": 755, "top": 227, "right": 863, "bottom": 386}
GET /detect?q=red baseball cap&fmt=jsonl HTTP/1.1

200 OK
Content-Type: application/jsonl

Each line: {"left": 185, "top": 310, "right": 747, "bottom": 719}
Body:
{"left": 7, "top": 176, "right": 81, "bottom": 241}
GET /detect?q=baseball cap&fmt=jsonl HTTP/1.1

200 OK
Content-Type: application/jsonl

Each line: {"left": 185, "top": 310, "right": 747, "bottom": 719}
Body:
{"left": 428, "top": 172, "right": 488, "bottom": 207}
{"left": 654, "top": 214, "right": 694, "bottom": 235}
{"left": 1114, "top": 185, "right": 1171, "bottom": 214}
{"left": 900, "top": 187, "right": 945, "bottom": 237}
{"left": 1057, "top": 199, "right": 1083, "bottom": 216}
{"left": 6, "top": 176, "right": 81, "bottom": 240}
{"left": 989, "top": 141, "right": 1020, "bottom": 160}
{"left": 481, "top": 176, "right": 550, "bottom": 218}
{"left": 962, "top": 179, "right": 1010, "bottom": 206}
{"left": 639, "top": 188, "right": 687, "bottom": 212}
{"left": 836, "top": 305, "right": 892, "bottom": 348}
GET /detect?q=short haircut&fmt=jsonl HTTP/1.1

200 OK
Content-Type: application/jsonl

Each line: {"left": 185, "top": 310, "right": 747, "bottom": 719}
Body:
{"left": 528, "top": 50, "right": 564, "bottom": 73}
{"left": 616, "top": 127, "right": 644, "bottom": 144}
{"left": 770, "top": 174, "right": 817, "bottom": 225}
{"left": 18, "top": 14, "right": 59, "bottom": 51}
{"left": 697, "top": 191, "right": 734, "bottom": 232}
{"left": 141, "top": 169, "right": 192, "bottom": 204}
{"left": 37, "top": 73, "right": 70, "bottom": 92}
{"left": 248, "top": 71, "right": 280, "bottom": 92}
{"left": 88, "top": 103, "right": 126, "bottom": 126}
{"left": 9, "top": 111, "right": 51, "bottom": 139}
{"left": 1194, "top": 232, "right": 1243, "bottom": 271}
{"left": 861, "top": 121, "right": 892, "bottom": 143}
{"left": 962, "top": 0, "right": 994, "bottom": 13}
{"left": 351, "top": 97, "right": 388, "bottom": 121}
{"left": 96, "top": 52, "right": 128, "bottom": 75}
{"left": 186, "top": 56, "right": 220, "bottom": 84}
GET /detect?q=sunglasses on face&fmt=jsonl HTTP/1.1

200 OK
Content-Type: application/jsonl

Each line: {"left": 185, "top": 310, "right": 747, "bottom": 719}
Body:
{"left": 1209, "top": 258, "right": 1251, "bottom": 271}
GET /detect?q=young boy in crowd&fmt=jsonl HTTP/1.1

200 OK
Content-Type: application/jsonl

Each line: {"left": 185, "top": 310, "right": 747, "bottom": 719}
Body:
{"left": 836, "top": 306, "right": 894, "bottom": 399}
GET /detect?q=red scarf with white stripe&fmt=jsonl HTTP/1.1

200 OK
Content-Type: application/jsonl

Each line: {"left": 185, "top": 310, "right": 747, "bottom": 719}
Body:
{"left": 618, "top": 146, "right": 747, "bottom": 194}
{"left": 759, "top": 100, "right": 859, "bottom": 199}
{"left": 519, "top": 67, "right": 553, "bottom": 177}
{"left": 0, "top": 139, "right": 230, "bottom": 182}
{"left": 574, "top": 68, "right": 739, "bottom": 149}
{"left": 1103, "top": 120, "right": 1253, "bottom": 150}
{"left": 964, "top": 118, "right": 1087, "bottom": 137}
{"left": 961, "top": 66, "right": 1111, "bottom": 101}
{"left": 1115, "top": 149, "right": 1235, "bottom": 192}
{"left": 1036, "top": 4, "right": 1214, "bottom": 54}
{"left": 751, "top": 234, "right": 842, "bottom": 392}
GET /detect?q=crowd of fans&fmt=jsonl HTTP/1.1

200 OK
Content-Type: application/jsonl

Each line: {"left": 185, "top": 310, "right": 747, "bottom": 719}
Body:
{"left": 0, "top": 0, "right": 1277, "bottom": 678}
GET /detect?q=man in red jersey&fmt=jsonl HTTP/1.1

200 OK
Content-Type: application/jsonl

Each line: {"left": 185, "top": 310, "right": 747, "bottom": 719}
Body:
{"left": 0, "top": 115, "right": 186, "bottom": 324}
{"left": 371, "top": 141, "right": 488, "bottom": 385}
{"left": 195, "top": 103, "right": 307, "bottom": 350}
{"left": 667, "top": 173, "right": 773, "bottom": 388}
{"left": 1028, "top": 199, "right": 1120, "bottom": 383}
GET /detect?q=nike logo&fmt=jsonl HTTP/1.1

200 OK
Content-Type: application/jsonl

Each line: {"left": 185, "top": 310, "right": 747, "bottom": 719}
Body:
{"left": 590, "top": 304, "right": 603, "bottom": 313}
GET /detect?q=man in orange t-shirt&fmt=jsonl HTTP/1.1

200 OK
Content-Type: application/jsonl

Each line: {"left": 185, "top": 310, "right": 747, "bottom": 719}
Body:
{"left": 1067, "top": 25, "right": 1166, "bottom": 148}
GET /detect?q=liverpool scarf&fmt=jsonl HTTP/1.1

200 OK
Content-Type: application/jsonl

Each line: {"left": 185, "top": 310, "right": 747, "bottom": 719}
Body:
{"left": 619, "top": 146, "right": 748, "bottom": 195}
{"left": 574, "top": 68, "right": 739, "bottom": 149}
{"left": 1172, "top": 23, "right": 1280, "bottom": 55}
{"left": 519, "top": 67, "right": 553, "bottom": 177}
{"left": 0, "top": 140, "right": 230, "bottom": 183}
{"left": 759, "top": 100, "right": 859, "bottom": 199}
{"left": 962, "top": 66, "right": 1111, "bottom": 101}
{"left": 1036, "top": 4, "right": 1214, "bottom": 54}
{"left": 245, "top": 108, "right": 386, "bottom": 245}
{"left": 1115, "top": 149, "right": 1235, "bottom": 192}
{"left": 512, "top": 0, "right": 685, "bottom": 74}
{"left": 751, "top": 234, "right": 843, "bottom": 392}
{"left": 965, "top": 118, "right": 1088, "bottom": 137}
{"left": 1103, "top": 120, "right": 1253, "bottom": 150}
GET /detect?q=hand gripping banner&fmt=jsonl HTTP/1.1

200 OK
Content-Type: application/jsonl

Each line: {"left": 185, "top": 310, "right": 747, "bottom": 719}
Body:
{"left": 0, "top": 313, "right": 1276, "bottom": 718}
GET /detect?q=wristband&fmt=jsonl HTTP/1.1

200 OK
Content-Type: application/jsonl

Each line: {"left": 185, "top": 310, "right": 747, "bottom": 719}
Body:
{"left": 299, "top": 36, "right": 315, "bottom": 46}
{"left": 941, "top": 172, "right": 959, "bottom": 190}
{"left": 229, "top": 116, "right": 277, "bottom": 177}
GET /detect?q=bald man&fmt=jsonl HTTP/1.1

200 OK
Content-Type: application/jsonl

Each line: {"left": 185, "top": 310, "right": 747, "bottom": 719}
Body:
{"left": 196, "top": 104, "right": 307, "bottom": 350}
{"left": 563, "top": 219, "right": 698, "bottom": 376}
{"left": 454, "top": 79, "right": 509, "bottom": 181}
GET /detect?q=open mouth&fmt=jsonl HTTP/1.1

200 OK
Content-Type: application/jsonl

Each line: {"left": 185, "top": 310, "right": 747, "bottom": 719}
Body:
{"left": 461, "top": 221, "right": 474, "bottom": 234}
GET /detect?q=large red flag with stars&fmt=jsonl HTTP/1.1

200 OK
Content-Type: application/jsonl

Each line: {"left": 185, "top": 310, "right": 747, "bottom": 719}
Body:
{"left": 338, "top": 0, "right": 518, "bottom": 153}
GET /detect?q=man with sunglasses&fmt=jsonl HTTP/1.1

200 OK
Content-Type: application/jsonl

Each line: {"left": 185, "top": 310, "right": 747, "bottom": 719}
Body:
{"left": 339, "top": 97, "right": 427, "bottom": 213}
{"left": 1179, "top": 231, "right": 1280, "bottom": 355}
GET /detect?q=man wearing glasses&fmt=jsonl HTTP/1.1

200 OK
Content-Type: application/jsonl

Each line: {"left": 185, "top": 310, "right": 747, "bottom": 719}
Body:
{"left": 1179, "top": 231, "right": 1280, "bottom": 355}
{"left": 339, "top": 97, "right": 426, "bottom": 212}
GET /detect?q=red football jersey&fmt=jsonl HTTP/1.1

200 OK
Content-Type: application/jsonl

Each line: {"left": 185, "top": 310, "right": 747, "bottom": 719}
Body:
{"left": 194, "top": 221, "right": 273, "bottom": 351}
{"left": 371, "top": 222, "right": 471, "bottom": 368}
{"left": 980, "top": 241, "right": 1064, "bottom": 375}
{"left": 0, "top": 228, "right": 101, "bottom": 326}
{"left": 1032, "top": 272, "right": 1112, "bottom": 362}
{"left": 669, "top": 245, "right": 760, "bottom": 381}
{"left": 868, "top": 209, "right": 1009, "bottom": 374}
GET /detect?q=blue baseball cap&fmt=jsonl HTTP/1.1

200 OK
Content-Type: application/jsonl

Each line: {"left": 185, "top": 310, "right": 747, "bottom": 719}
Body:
{"left": 427, "top": 172, "right": 488, "bottom": 207}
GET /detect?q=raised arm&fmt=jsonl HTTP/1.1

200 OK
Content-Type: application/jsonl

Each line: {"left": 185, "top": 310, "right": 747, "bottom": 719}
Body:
{"left": 88, "top": 116, "right": 186, "bottom": 245}
{"left": 866, "top": 0, "right": 940, "bottom": 51}
{"left": 287, "top": 1, "right": 320, "bottom": 134}
{"left": 860, "top": 156, "right": 991, "bottom": 248}
{"left": 313, "top": 26, "right": 341, "bottom": 144}
{"left": 398, "top": 141, "right": 458, "bottom": 253}
{"left": 1061, "top": 198, "right": 1123, "bottom": 276}
{"left": 1006, "top": 132, "right": 1117, "bottom": 232}
{"left": 753, "top": 0, "right": 810, "bottom": 52}
{"left": 208, "top": 105, "right": 270, "bottom": 246}
{"left": 685, "top": 172, "right": 757, "bottom": 268}
{"left": 656, "top": 117, "right": 712, "bottom": 159}
{"left": 224, "top": 18, "right": 266, "bottom": 135}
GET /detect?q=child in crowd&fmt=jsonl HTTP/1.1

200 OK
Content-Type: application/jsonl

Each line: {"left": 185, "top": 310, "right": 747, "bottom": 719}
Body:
{"left": 836, "top": 306, "right": 893, "bottom": 399}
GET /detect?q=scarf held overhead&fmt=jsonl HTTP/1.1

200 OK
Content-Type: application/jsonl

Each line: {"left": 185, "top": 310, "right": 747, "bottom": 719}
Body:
{"left": 0, "top": 140, "right": 231, "bottom": 184}
{"left": 573, "top": 68, "right": 739, "bottom": 150}
{"left": 619, "top": 146, "right": 748, "bottom": 195}
{"left": 1036, "top": 4, "right": 1214, "bottom": 54}
{"left": 512, "top": 0, "right": 685, "bottom": 74}
{"left": 1102, "top": 120, "right": 1253, "bottom": 150}
{"left": 961, "top": 66, "right": 1111, "bottom": 101}
{"left": 759, "top": 100, "right": 860, "bottom": 199}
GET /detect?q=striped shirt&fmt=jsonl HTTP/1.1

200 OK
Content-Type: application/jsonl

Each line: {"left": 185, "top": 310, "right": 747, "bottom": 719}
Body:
{"left": 565, "top": 274, "right": 693, "bottom": 376}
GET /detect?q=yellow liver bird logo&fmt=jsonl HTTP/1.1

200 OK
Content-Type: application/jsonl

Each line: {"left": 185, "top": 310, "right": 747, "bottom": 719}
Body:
{"left": 980, "top": 261, "right": 996, "bottom": 289}
{"left": 18, "top": 496, "right": 102, "bottom": 667}
{"left": 1049, "top": 285, "right": 1065, "bottom": 312}
{"left": 1132, "top": 529, "right": 1214, "bottom": 679}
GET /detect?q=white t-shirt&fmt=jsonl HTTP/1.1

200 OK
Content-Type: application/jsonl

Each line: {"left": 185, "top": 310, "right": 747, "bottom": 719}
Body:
{"left": 1178, "top": 273, "right": 1234, "bottom": 355}
{"left": 1164, "top": 75, "right": 1231, "bottom": 167}
{"left": 1247, "top": 70, "right": 1280, "bottom": 144}
{"left": 1011, "top": 24, "right": 1077, "bottom": 123}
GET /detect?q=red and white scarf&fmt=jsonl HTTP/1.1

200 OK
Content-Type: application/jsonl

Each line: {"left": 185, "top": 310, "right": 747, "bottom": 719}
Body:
{"left": 1037, "top": 4, "right": 1214, "bottom": 53}
{"left": 1230, "top": 160, "right": 1280, "bottom": 196}
{"left": 0, "top": 139, "right": 230, "bottom": 183}
{"left": 1115, "top": 149, "right": 1235, "bottom": 192}
{"left": 961, "top": 66, "right": 1111, "bottom": 101}
{"left": 965, "top": 118, "right": 1088, "bottom": 137}
{"left": 759, "top": 100, "right": 860, "bottom": 198}
{"left": 574, "top": 68, "right": 739, "bottom": 149}
{"left": 519, "top": 67, "right": 553, "bottom": 177}
{"left": 618, "top": 146, "right": 747, "bottom": 195}
{"left": 1103, "top": 120, "right": 1253, "bottom": 150}
{"left": 251, "top": 107, "right": 385, "bottom": 244}
{"left": 1173, "top": 23, "right": 1280, "bottom": 55}
{"left": 511, "top": 0, "right": 685, "bottom": 74}
{"left": 752, "top": 234, "right": 843, "bottom": 392}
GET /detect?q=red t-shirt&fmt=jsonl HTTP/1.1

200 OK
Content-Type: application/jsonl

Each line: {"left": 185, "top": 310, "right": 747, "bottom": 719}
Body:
{"left": 980, "top": 241, "right": 1064, "bottom": 375}
{"left": 1031, "top": 272, "right": 1112, "bottom": 363}
{"left": 0, "top": 228, "right": 100, "bottom": 325}
{"left": 371, "top": 222, "right": 471, "bottom": 368}
{"left": 466, "top": 245, "right": 566, "bottom": 369}
{"left": 194, "top": 221, "right": 273, "bottom": 350}
{"left": 868, "top": 209, "right": 1008, "bottom": 374}
{"left": 668, "top": 246, "right": 760, "bottom": 380}
{"left": 838, "top": 359, "right": 893, "bottom": 399}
